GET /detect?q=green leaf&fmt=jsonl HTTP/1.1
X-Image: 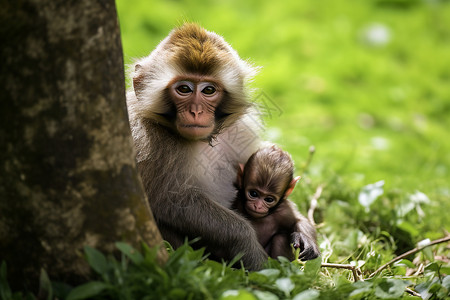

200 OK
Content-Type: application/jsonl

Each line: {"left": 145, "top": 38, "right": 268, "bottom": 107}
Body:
{"left": 52, "top": 282, "right": 73, "bottom": 299}
{"left": 440, "top": 266, "right": 450, "bottom": 275}
{"left": 396, "top": 221, "right": 420, "bottom": 237}
{"left": 349, "top": 281, "right": 372, "bottom": 298}
{"left": 168, "top": 288, "right": 187, "bottom": 298}
{"left": 292, "top": 289, "right": 320, "bottom": 300}
{"left": 397, "top": 201, "right": 415, "bottom": 218}
{"left": 423, "top": 247, "right": 434, "bottom": 262}
{"left": 166, "top": 243, "right": 188, "bottom": 267}
{"left": 39, "top": 268, "right": 52, "bottom": 300}
{"left": 409, "top": 191, "right": 430, "bottom": 204}
{"left": 66, "top": 282, "right": 109, "bottom": 300}
{"left": 253, "top": 290, "right": 279, "bottom": 300}
{"left": 416, "top": 278, "right": 442, "bottom": 300}
{"left": 84, "top": 246, "right": 109, "bottom": 275}
{"left": 0, "top": 262, "right": 12, "bottom": 300}
{"left": 248, "top": 271, "right": 271, "bottom": 284}
{"left": 425, "top": 262, "right": 441, "bottom": 272}
{"left": 374, "top": 279, "right": 409, "bottom": 299}
{"left": 275, "top": 278, "right": 294, "bottom": 296}
{"left": 358, "top": 180, "right": 384, "bottom": 210}
{"left": 141, "top": 241, "right": 159, "bottom": 262}
{"left": 257, "top": 268, "right": 281, "bottom": 279}
{"left": 277, "top": 256, "right": 291, "bottom": 264}
{"left": 394, "top": 259, "right": 415, "bottom": 269}
{"left": 304, "top": 257, "right": 321, "bottom": 279}
{"left": 220, "top": 289, "right": 257, "bottom": 300}
{"left": 333, "top": 273, "right": 352, "bottom": 287}
{"left": 442, "top": 275, "right": 450, "bottom": 290}
{"left": 115, "top": 242, "right": 144, "bottom": 265}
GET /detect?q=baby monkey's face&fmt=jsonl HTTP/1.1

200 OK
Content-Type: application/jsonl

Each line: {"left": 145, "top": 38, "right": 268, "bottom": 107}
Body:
{"left": 243, "top": 185, "right": 281, "bottom": 218}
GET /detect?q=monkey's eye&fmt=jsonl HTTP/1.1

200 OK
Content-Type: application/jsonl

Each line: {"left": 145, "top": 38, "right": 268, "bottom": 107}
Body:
{"left": 264, "top": 197, "right": 275, "bottom": 203}
{"left": 177, "top": 85, "right": 193, "bottom": 94}
{"left": 248, "top": 190, "right": 259, "bottom": 198}
{"left": 201, "top": 86, "right": 216, "bottom": 95}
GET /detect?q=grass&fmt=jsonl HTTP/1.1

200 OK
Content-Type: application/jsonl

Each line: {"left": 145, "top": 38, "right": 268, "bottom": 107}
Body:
{"left": 117, "top": 0, "right": 450, "bottom": 194}
{"left": 113, "top": 0, "right": 450, "bottom": 298}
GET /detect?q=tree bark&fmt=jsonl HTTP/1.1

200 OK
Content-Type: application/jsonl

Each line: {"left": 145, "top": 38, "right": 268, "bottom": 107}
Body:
{"left": 0, "top": 0, "right": 167, "bottom": 292}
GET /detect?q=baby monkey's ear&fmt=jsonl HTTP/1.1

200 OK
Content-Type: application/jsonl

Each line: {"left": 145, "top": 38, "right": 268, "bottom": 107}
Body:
{"left": 284, "top": 176, "right": 301, "bottom": 198}
{"left": 236, "top": 163, "right": 245, "bottom": 189}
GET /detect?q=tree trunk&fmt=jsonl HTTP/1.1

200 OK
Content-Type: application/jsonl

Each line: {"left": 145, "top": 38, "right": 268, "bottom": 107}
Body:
{"left": 0, "top": 0, "right": 167, "bottom": 292}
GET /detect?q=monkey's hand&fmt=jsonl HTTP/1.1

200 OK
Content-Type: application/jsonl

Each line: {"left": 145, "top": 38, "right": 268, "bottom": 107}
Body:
{"left": 231, "top": 217, "right": 268, "bottom": 270}
{"left": 291, "top": 231, "right": 320, "bottom": 261}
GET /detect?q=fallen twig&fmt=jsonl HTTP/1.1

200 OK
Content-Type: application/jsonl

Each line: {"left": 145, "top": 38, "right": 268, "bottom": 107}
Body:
{"left": 307, "top": 184, "right": 323, "bottom": 225}
{"left": 300, "top": 145, "right": 316, "bottom": 176}
{"left": 369, "top": 235, "right": 450, "bottom": 278}
{"left": 405, "top": 287, "right": 421, "bottom": 298}
{"left": 321, "top": 263, "right": 363, "bottom": 282}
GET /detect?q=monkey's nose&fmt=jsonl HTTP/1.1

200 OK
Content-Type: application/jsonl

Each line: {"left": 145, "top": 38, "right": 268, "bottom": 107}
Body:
{"left": 190, "top": 104, "right": 203, "bottom": 119}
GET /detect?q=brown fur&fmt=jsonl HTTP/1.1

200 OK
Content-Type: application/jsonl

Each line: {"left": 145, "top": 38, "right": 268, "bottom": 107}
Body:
{"left": 127, "top": 24, "right": 267, "bottom": 270}
{"left": 234, "top": 145, "right": 320, "bottom": 260}
{"left": 244, "top": 145, "right": 294, "bottom": 196}
{"left": 168, "top": 24, "right": 222, "bottom": 74}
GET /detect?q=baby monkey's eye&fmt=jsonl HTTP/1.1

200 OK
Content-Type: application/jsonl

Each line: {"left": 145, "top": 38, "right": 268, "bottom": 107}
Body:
{"left": 248, "top": 190, "right": 259, "bottom": 198}
{"left": 264, "top": 197, "right": 275, "bottom": 203}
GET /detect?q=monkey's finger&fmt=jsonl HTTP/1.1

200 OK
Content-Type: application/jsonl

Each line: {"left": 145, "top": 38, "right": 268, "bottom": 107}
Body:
{"left": 298, "top": 246, "right": 320, "bottom": 261}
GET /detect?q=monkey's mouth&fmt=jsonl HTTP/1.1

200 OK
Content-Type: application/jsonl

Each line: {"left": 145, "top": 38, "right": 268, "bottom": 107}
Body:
{"left": 246, "top": 210, "right": 267, "bottom": 219}
{"left": 177, "top": 123, "right": 214, "bottom": 140}
{"left": 180, "top": 124, "right": 210, "bottom": 128}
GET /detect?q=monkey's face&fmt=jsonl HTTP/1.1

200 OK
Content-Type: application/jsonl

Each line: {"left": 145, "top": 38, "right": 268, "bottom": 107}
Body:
{"left": 244, "top": 187, "right": 281, "bottom": 218}
{"left": 168, "top": 76, "right": 223, "bottom": 140}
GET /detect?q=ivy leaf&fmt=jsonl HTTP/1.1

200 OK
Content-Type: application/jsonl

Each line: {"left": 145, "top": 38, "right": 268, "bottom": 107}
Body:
{"left": 358, "top": 180, "right": 384, "bottom": 211}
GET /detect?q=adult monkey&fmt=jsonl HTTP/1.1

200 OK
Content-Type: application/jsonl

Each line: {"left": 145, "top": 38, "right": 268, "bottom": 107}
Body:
{"left": 127, "top": 24, "right": 317, "bottom": 269}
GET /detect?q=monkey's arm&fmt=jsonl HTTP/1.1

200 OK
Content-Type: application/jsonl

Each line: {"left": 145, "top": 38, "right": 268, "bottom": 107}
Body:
{"left": 281, "top": 200, "right": 321, "bottom": 261}
{"left": 152, "top": 186, "right": 268, "bottom": 270}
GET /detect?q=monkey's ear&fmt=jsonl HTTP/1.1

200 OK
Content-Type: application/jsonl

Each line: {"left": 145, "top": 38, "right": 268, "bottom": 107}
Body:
{"left": 135, "top": 64, "right": 142, "bottom": 72}
{"left": 133, "top": 64, "right": 145, "bottom": 95}
{"left": 284, "top": 176, "right": 301, "bottom": 198}
{"left": 236, "top": 164, "right": 245, "bottom": 189}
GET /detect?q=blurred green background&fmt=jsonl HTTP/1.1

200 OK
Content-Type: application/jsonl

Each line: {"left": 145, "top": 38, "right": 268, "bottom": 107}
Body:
{"left": 116, "top": 0, "right": 449, "bottom": 252}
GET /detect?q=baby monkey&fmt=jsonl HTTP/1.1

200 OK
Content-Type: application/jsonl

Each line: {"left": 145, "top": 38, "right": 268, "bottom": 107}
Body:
{"left": 234, "top": 145, "right": 319, "bottom": 260}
